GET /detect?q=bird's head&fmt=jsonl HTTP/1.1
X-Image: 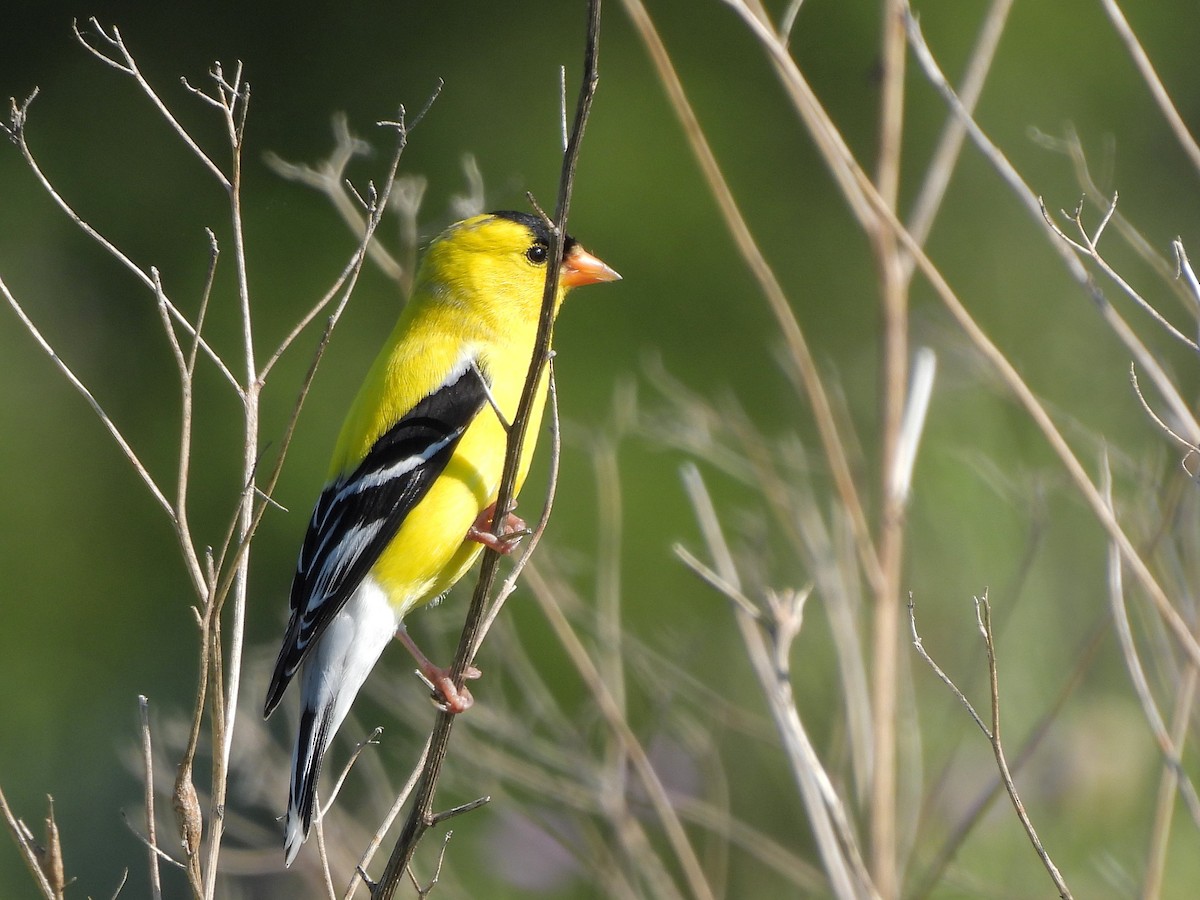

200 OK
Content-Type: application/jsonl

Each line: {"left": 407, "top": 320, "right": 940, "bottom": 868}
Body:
{"left": 418, "top": 210, "right": 620, "bottom": 324}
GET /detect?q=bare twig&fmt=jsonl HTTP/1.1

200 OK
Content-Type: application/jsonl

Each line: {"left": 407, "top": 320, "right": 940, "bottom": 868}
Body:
{"left": 119, "top": 811, "right": 186, "bottom": 870}
{"left": 1130, "top": 366, "right": 1199, "bottom": 459}
{"left": 909, "top": 593, "right": 1073, "bottom": 899}
{"left": 1175, "top": 240, "right": 1200, "bottom": 318}
{"left": 1040, "top": 195, "right": 1198, "bottom": 352}
{"left": 679, "top": 464, "right": 876, "bottom": 900}
{"left": 899, "top": 5, "right": 1200, "bottom": 672}
{"left": 1100, "top": 454, "right": 1200, "bottom": 827}
{"left": 342, "top": 738, "right": 431, "bottom": 900}
{"left": 0, "top": 274, "right": 173, "bottom": 517}
{"left": 320, "top": 727, "right": 384, "bottom": 819}
{"left": 1098, "top": 0, "right": 1200, "bottom": 174}
{"left": 139, "top": 697, "right": 164, "bottom": 900}
{"left": 406, "top": 830, "right": 454, "bottom": 899}
{"left": 899, "top": 0, "right": 1014, "bottom": 284}
{"left": 909, "top": 620, "right": 1106, "bottom": 900}
{"left": 369, "top": 5, "right": 604, "bottom": 896}
{"left": 526, "top": 560, "right": 717, "bottom": 900}
{"left": 0, "top": 787, "right": 59, "bottom": 899}
{"left": 474, "top": 364, "right": 563, "bottom": 648}
{"left": 868, "top": 3, "right": 910, "bottom": 885}
{"left": 621, "top": 0, "right": 883, "bottom": 599}
{"left": 72, "top": 18, "right": 229, "bottom": 186}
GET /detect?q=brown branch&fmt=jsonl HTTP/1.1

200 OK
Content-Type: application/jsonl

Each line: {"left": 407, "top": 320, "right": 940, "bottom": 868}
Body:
{"left": 0, "top": 787, "right": 59, "bottom": 899}
{"left": 868, "top": 2, "right": 909, "bottom": 891}
{"left": 368, "top": 3, "right": 604, "bottom": 896}
{"left": 899, "top": 7, "right": 1200, "bottom": 673}
{"left": 622, "top": 0, "right": 883, "bottom": 597}
{"left": 679, "top": 466, "right": 875, "bottom": 900}
{"left": 909, "top": 593, "right": 1073, "bottom": 899}
{"left": 138, "top": 696, "right": 164, "bottom": 900}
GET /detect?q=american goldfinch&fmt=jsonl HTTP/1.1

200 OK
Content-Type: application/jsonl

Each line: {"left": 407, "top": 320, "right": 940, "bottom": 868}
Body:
{"left": 263, "top": 210, "right": 619, "bottom": 866}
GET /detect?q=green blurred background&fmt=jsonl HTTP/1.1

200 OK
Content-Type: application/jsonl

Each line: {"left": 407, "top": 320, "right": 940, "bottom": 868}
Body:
{"left": 3, "top": 1, "right": 1200, "bottom": 897}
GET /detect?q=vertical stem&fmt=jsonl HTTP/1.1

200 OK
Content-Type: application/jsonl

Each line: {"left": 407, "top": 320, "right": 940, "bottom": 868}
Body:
{"left": 139, "top": 696, "right": 164, "bottom": 900}
{"left": 203, "top": 75, "right": 255, "bottom": 899}
{"left": 1141, "top": 665, "right": 1197, "bottom": 900}
{"left": 369, "top": 6, "right": 603, "bottom": 896}
{"left": 868, "top": 1, "right": 908, "bottom": 896}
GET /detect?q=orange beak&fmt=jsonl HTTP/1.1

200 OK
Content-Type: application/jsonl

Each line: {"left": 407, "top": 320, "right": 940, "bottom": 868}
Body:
{"left": 561, "top": 245, "right": 621, "bottom": 288}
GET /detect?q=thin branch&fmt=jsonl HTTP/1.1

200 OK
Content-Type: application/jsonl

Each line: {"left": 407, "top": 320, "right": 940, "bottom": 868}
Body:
{"left": 868, "top": 3, "right": 910, "bottom": 884}
{"left": 899, "top": 0, "right": 1014, "bottom": 284}
{"left": 72, "top": 18, "right": 229, "bottom": 186}
{"left": 1175, "top": 239, "right": 1200, "bottom": 318}
{"left": 0, "top": 786, "right": 58, "bottom": 899}
{"left": 621, "top": 0, "right": 883, "bottom": 597}
{"left": 139, "top": 697, "right": 164, "bottom": 900}
{"left": 909, "top": 619, "right": 1105, "bottom": 900}
{"left": 119, "top": 811, "right": 187, "bottom": 870}
{"left": 1098, "top": 0, "right": 1200, "bottom": 175}
{"left": 1130, "top": 365, "right": 1199, "bottom": 460}
{"left": 899, "top": 5, "right": 1200, "bottom": 671}
{"left": 1100, "top": 453, "right": 1200, "bottom": 827}
{"left": 320, "top": 727, "right": 384, "bottom": 818}
{"left": 151, "top": 269, "right": 206, "bottom": 599}
{"left": 909, "top": 593, "right": 1073, "bottom": 899}
{"left": 205, "top": 60, "right": 254, "bottom": 891}
{"left": 474, "top": 364, "right": 562, "bottom": 648}
{"left": 680, "top": 464, "right": 876, "bottom": 900}
{"left": 369, "top": 6, "right": 604, "bottom": 896}
{"left": 1029, "top": 125, "right": 1193, "bottom": 310}
{"left": 3, "top": 92, "right": 239, "bottom": 391}
{"left": 342, "top": 738, "right": 431, "bottom": 900}
{"left": 1040, "top": 195, "right": 1199, "bottom": 352}
{"left": 0, "top": 274, "right": 173, "bottom": 517}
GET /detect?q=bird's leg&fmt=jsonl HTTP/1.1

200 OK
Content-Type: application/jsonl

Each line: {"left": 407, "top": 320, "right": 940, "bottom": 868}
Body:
{"left": 394, "top": 626, "right": 481, "bottom": 714}
{"left": 466, "top": 502, "right": 530, "bottom": 554}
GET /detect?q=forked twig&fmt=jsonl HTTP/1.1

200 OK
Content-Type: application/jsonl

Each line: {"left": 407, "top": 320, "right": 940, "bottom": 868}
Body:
{"left": 909, "top": 593, "right": 1073, "bottom": 899}
{"left": 0, "top": 786, "right": 59, "bottom": 899}
{"left": 898, "top": 4, "right": 1200, "bottom": 673}
{"left": 678, "top": 464, "right": 876, "bottom": 900}
{"left": 72, "top": 18, "right": 229, "bottom": 187}
{"left": 0, "top": 274, "right": 172, "bottom": 517}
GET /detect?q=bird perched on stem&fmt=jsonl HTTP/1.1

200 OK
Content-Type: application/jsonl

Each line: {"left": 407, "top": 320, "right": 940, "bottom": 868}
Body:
{"left": 262, "top": 210, "right": 619, "bottom": 866}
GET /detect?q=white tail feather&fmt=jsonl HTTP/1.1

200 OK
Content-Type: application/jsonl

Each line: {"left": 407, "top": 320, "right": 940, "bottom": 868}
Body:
{"left": 282, "top": 576, "right": 399, "bottom": 866}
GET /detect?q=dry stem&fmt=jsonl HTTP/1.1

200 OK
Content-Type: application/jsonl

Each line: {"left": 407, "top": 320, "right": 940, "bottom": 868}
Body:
{"left": 368, "top": 4, "right": 604, "bottom": 896}
{"left": 909, "top": 593, "right": 1073, "bottom": 899}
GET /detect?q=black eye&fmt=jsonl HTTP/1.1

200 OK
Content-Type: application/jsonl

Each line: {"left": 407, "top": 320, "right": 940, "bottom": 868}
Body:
{"left": 526, "top": 244, "right": 548, "bottom": 265}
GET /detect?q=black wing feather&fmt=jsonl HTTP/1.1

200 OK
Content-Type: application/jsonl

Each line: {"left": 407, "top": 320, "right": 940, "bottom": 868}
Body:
{"left": 263, "top": 360, "right": 488, "bottom": 716}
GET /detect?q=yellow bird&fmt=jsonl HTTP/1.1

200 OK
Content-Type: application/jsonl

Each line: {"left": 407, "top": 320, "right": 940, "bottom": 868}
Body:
{"left": 262, "top": 210, "right": 619, "bottom": 865}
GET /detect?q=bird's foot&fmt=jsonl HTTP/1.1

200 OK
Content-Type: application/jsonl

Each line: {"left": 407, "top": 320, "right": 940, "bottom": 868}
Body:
{"left": 395, "top": 627, "right": 481, "bottom": 714}
{"left": 417, "top": 665, "right": 480, "bottom": 714}
{"left": 466, "top": 502, "right": 529, "bottom": 554}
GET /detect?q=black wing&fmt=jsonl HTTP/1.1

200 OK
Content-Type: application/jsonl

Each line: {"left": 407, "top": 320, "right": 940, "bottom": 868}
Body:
{"left": 263, "top": 359, "right": 489, "bottom": 716}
